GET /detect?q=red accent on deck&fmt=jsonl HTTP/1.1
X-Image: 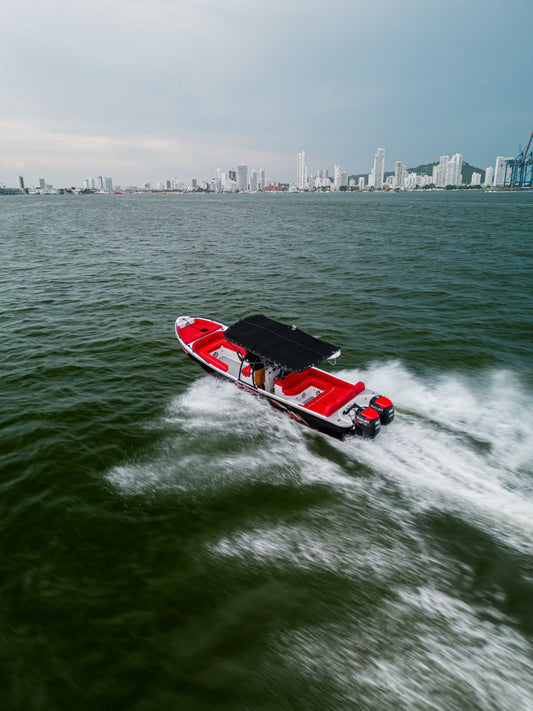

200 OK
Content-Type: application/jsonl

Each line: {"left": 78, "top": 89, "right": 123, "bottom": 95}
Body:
{"left": 275, "top": 368, "right": 365, "bottom": 418}
{"left": 178, "top": 319, "right": 222, "bottom": 345}
{"left": 191, "top": 330, "right": 246, "bottom": 372}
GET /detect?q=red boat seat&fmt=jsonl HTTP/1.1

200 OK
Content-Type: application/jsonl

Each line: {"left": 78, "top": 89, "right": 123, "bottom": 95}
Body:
{"left": 275, "top": 368, "right": 364, "bottom": 418}
{"left": 179, "top": 319, "right": 222, "bottom": 345}
{"left": 192, "top": 331, "right": 246, "bottom": 372}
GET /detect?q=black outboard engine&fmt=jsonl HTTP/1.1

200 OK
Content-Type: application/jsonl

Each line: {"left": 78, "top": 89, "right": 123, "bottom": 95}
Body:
{"left": 353, "top": 406, "right": 381, "bottom": 439}
{"left": 370, "top": 395, "right": 395, "bottom": 425}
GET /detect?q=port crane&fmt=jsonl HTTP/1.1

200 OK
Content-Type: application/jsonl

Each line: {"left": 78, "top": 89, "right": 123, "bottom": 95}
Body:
{"left": 504, "top": 129, "right": 533, "bottom": 188}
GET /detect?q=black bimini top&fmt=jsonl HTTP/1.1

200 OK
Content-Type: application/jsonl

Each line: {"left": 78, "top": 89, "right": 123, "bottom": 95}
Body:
{"left": 225, "top": 314, "right": 341, "bottom": 371}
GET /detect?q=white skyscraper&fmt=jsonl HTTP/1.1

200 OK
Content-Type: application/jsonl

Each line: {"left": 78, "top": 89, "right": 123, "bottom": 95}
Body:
{"left": 297, "top": 151, "right": 308, "bottom": 189}
{"left": 494, "top": 156, "right": 512, "bottom": 187}
{"left": 250, "top": 169, "right": 258, "bottom": 192}
{"left": 258, "top": 169, "right": 265, "bottom": 191}
{"left": 394, "top": 161, "right": 406, "bottom": 189}
{"left": 334, "top": 165, "right": 347, "bottom": 189}
{"left": 484, "top": 166, "right": 494, "bottom": 186}
{"left": 447, "top": 153, "right": 463, "bottom": 186}
{"left": 373, "top": 148, "right": 386, "bottom": 189}
{"left": 437, "top": 156, "right": 450, "bottom": 187}
{"left": 237, "top": 164, "right": 248, "bottom": 191}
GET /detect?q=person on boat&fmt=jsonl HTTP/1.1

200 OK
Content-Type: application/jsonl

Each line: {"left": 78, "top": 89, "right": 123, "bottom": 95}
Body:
{"left": 246, "top": 352, "right": 265, "bottom": 390}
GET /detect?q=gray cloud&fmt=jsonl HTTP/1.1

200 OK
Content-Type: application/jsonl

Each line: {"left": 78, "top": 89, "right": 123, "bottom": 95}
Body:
{"left": 2, "top": 0, "right": 532, "bottom": 185}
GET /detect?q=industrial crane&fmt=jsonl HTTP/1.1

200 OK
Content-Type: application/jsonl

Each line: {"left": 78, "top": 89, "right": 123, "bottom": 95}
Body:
{"left": 504, "top": 129, "right": 533, "bottom": 188}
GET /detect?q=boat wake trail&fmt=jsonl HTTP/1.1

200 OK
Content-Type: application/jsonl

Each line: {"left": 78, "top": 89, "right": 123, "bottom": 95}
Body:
{"left": 106, "top": 362, "right": 532, "bottom": 551}
{"left": 340, "top": 361, "right": 533, "bottom": 554}
{"left": 105, "top": 376, "right": 350, "bottom": 498}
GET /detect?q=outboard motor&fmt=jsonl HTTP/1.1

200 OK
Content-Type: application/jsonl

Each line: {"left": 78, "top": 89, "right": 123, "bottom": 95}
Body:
{"left": 370, "top": 395, "right": 395, "bottom": 425}
{"left": 353, "top": 406, "right": 381, "bottom": 438}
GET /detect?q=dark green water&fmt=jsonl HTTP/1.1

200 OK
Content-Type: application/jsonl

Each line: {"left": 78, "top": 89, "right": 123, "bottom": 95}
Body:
{"left": 1, "top": 191, "right": 532, "bottom": 710}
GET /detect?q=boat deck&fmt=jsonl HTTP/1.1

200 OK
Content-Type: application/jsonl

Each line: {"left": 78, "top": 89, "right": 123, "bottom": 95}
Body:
{"left": 179, "top": 321, "right": 364, "bottom": 420}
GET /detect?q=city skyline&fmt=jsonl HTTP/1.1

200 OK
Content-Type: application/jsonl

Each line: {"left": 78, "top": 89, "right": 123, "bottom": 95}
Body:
{"left": 7, "top": 133, "right": 524, "bottom": 192}
{"left": 1, "top": 1, "right": 531, "bottom": 187}
{"left": 0, "top": 139, "right": 527, "bottom": 192}
{"left": 6, "top": 147, "right": 515, "bottom": 193}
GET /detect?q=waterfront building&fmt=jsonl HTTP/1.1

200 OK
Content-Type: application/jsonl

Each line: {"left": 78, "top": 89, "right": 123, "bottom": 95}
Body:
{"left": 104, "top": 177, "right": 113, "bottom": 193}
{"left": 358, "top": 176, "right": 365, "bottom": 190}
{"left": 368, "top": 170, "right": 375, "bottom": 188}
{"left": 258, "top": 169, "right": 265, "bottom": 191}
{"left": 471, "top": 172, "right": 481, "bottom": 186}
{"left": 436, "top": 156, "right": 450, "bottom": 187}
{"left": 297, "top": 151, "right": 308, "bottom": 189}
{"left": 39, "top": 178, "right": 46, "bottom": 190}
{"left": 315, "top": 169, "right": 330, "bottom": 189}
{"left": 484, "top": 166, "right": 494, "bottom": 186}
{"left": 373, "top": 147, "right": 386, "bottom": 189}
{"left": 432, "top": 165, "right": 439, "bottom": 184}
{"left": 17, "top": 176, "right": 25, "bottom": 191}
{"left": 214, "top": 168, "right": 223, "bottom": 192}
{"left": 494, "top": 156, "right": 512, "bottom": 187}
{"left": 237, "top": 165, "right": 248, "bottom": 191}
{"left": 447, "top": 153, "right": 463, "bottom": 186}
{"left": 250, "top": 169, "right": 258, "bottom": 192}
{"left": 394, "top": 161, "right": 406, "bottom": 189}
{"left": 406, "top": 172, "right": 418, "bottom": 189}
{"left": 334, "top": 165, "right": 347, "bottom": 190}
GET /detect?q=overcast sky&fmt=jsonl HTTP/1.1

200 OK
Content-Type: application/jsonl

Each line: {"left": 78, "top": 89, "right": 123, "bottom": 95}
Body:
{"left": 2, "top": 0, "right": 532, "bottom": 186}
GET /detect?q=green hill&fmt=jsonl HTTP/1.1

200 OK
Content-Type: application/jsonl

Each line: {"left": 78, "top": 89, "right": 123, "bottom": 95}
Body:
{"left": 408, "top": 161, "right": 484, "bottom": 184}
{"left": 349, "top": 160, "right": 485, "bottom": 185}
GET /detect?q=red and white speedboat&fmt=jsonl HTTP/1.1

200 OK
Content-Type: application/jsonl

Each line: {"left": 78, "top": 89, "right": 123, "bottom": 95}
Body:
{"left": 175, "top": 314, "right": 394, "bottom": 439}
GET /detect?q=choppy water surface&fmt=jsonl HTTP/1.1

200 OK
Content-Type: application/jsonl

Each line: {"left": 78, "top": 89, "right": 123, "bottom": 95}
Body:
{"left": 1, "top": 191, "right": 532, "bottom": 710}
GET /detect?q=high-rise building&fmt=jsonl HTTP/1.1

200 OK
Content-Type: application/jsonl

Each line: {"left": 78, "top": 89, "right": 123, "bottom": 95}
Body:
{"left": 258, "top": 169, "right": 265, "bottom": 191}
{"left": 39, "top": 178, "right": 46, "bottom": 190}
{"left": 448, "top": 153, "right": 463, "bottom": 186}
{"left": 373, "top": 148, "right": 386, "bottom": 189}
{"left": 17, "top": 176, "right": 25, "bottom": 190}
{"left": 334, "top": 165, "right": 347, "bottom": 189}
{"left": 437, "top": 156, "right": 450, "bottom": 187}
{"left": 494, "top": 156, "right": 512, "bottom": 187}
{"left": 358, "top": 176, "right": 365, "bottom": 190}
{"left": 484, "top": 166, "right": 494, "bottom": 186}
{"left": 250, "top": 169, "right": 258, "bottom": 192}
{"left": 104, "top": 177, "right": 113, "bottom": 193}
{"left": 394, "top": 161, "right": 406, "bottom": 189}
{"left": 237, "top": 164, "right": 248, "bottom": 191}
{"left": 471, "top": 172, "right": 481, "bottom": 186}
{"left": 297, "top": 151, "right": 308, "bottom": 189}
